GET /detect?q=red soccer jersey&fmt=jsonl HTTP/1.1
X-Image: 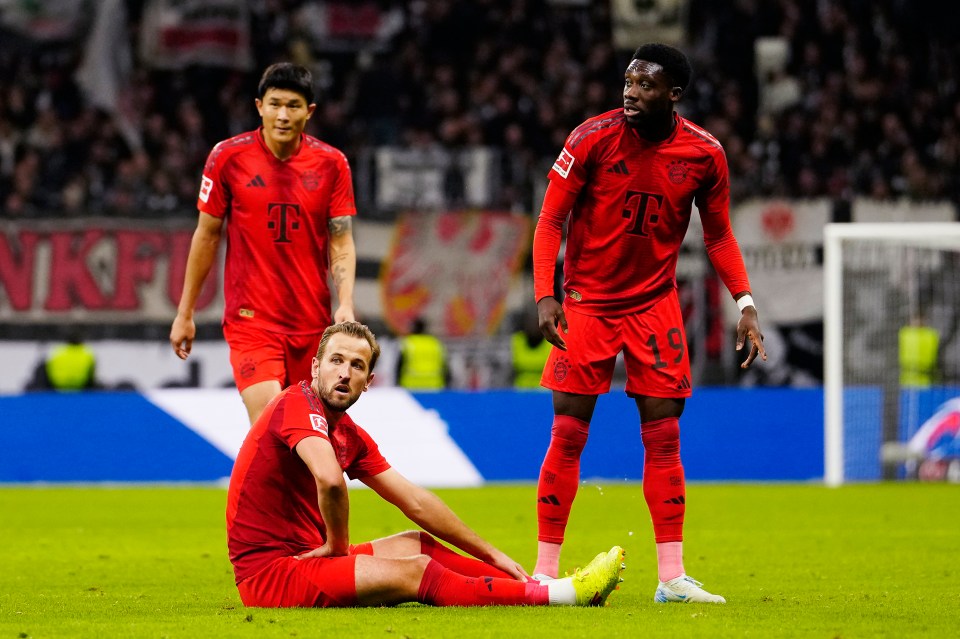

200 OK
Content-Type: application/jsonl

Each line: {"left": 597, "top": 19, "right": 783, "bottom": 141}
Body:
{"left": 198, "top": 129, "right": 357, "bottom": 333}
{"left": 539, "top": 109, "right": 748, "bottom": 316}
{"left": 226, "top": 381, "right": 390, "bottom": 584}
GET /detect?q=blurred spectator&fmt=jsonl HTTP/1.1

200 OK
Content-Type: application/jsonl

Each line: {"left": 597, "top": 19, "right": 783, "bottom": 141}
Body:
{"left": 0, "top": 0, "right": 958, "bottom": 219}
{"left": 26, "top": 334, "right": 99, "bottom": 392}
{"left": 397, "top": 318, "right": 447, "bottom": 390}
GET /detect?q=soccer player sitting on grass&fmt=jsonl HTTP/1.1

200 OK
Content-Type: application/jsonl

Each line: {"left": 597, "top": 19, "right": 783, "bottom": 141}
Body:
{"left": 227, "top": 321, "right": 626, "bottom": 608}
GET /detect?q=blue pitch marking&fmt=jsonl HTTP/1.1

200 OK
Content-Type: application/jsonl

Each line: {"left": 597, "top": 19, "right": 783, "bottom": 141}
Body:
{"left": 0, "top": 392, "right": 235, "bottom": 482}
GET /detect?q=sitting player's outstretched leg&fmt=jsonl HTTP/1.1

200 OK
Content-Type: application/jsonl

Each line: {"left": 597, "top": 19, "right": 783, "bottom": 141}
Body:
{"left": 654, "top": 574, "right": 726, "bottom": 604}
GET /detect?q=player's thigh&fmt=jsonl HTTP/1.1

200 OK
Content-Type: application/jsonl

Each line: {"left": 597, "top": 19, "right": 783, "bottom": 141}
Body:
{"left": 541, "top": 307, "right": 621, "bottom": 395}
{"left": 239, "top": 379, "right": 282, "bottom": 425}
{"left": 282, "top": 331, "right": 326, "bottom": 387}
{"left": 236, "top": 555, "right": 360, "bottom": 608}
{"left": 223, "top": 322, "right": 287, "bottom": 392}
{"left": 622, "top": 290, "right": 692, "bottom": 399}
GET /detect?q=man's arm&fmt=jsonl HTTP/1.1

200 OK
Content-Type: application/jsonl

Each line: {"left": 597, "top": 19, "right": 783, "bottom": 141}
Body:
{"left": 532, "top": 181, "right": 578, "bottom": 350}
{"left": 328, "top": 215, "right": 356, "bottom": 323}
{"left": 293, "top": 436, "right": 350, "bottom": 558}
{"left": 170, "top": 212, "right": 223, "bottom": 359}
{"left": 362, "top": 468, "right": 528, "bottom": 580}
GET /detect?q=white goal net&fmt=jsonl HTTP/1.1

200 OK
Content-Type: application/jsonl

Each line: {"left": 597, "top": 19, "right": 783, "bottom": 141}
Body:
{"left": 824, "top": 223, "right": 960, "bottom": 485}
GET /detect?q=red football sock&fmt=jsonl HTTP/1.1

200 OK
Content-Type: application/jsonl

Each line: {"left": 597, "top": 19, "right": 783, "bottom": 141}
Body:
{"left": 641, "top": 417, "right": 685, "bottom": 544}
{"left": 416, "top": 559, "right": 549, "bottom": 607}
{"left": 419, "top": 532, "right": 513, "bottom": 578}
{"left": 537, "top": 415, "right": 590, "bottom": 547}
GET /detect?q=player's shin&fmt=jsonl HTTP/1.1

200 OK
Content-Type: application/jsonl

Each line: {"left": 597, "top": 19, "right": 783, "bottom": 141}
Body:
{"left": 416, "top": 560, "right": 549, "bottom": 606}
{"left": 535, "top": 414, "right": 590, "bottom": 577}
{"left": 641, "top": 417, "right": 686, "bottom": 581}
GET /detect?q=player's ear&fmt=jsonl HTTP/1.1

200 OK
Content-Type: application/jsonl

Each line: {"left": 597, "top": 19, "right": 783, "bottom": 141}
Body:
{"left": 255, "top": 98, "right": 264, "bottom": 116}
{"left": 306, "top": 103, "right": 317, "bottom": 119}
{"left": 363, "top": 372, "right": 375, "bottom": 391}
{"left": 311, "top": 357, "right": 320, "bottom": 378}
{"left": 670, "top": 87, "right": 683, "bottom": 101}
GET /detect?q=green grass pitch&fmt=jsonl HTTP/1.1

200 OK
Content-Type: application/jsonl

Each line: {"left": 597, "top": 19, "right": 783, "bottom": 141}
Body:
{"left": 1, "top": 482, "right": 957, "bottom": 638}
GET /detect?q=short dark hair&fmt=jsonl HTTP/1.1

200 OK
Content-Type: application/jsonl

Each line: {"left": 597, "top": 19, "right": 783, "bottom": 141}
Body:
{"left": 632, "top": 43, "right": 692, "bottom": 91}
{"left": 315, "top": 321, "right": 381, "bottom": 373}
{"left": 257, "top": 62, "right": 314, "bottom": 104}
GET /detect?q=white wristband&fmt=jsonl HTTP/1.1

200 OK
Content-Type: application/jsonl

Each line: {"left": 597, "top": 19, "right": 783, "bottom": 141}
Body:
{"left": 736, "top": 295, "right": 755, "bottom": 312}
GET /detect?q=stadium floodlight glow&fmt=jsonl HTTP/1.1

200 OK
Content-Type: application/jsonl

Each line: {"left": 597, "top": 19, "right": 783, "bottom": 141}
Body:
{"left": 823, "top": 223, "right": 960, "bottom": 486}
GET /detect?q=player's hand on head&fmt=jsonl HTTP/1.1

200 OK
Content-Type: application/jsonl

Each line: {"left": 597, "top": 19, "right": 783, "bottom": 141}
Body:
{"left": 537, "top": 297, "right": 567, "bottom": 351}
{"left": 736, "top": 307, "right": 766, "bottom": 368}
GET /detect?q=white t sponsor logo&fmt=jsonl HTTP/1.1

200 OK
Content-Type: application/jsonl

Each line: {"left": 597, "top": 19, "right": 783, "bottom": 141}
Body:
{"left": 309, "top": 413, "right": 329, "bottom": 435}
{"left": 552, "top": 148, "right": 575, "bottom": 178}
{"left": 199, "top": 175, "right": 214, "bottom": 203}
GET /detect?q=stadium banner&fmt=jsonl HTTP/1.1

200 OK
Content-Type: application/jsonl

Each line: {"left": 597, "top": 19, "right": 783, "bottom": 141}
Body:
{"left": 852, "top": 199, "right": 956, "bottom": 223}
{"left": 0, "top": 387, "right": 823, "bottom": 484}
{"left": 139, "top": 0, "right": 253, "bottom": 71}
{"left": 729, "top": 198, "right": 830, "bottom": 325}
{"left": 381, "top": 211, "right": 531, "bottom": 337}
{"left": 0, "top": 219, "right": 223, "bottom": 324}
{"left": 0, "top": 0, "right": 88, "bottom": 41}
{"left": 374, "top": 147, "right": 498, "bottom": 211}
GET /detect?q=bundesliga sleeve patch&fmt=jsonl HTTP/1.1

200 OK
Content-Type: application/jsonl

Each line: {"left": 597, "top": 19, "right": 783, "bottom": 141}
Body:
{"left": 309, "top": 413, "right": 329, "bottom": 436}
{"left": 552, "top": 148, "right": 575, "bottom": 178}
{"left": 198, "top": 175, "right": 214, "bottom": 203}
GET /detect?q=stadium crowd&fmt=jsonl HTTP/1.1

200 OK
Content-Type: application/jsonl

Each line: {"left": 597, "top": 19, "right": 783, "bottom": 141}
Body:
{"left": 0, "top": 0, "right": 958, "bottom": 219}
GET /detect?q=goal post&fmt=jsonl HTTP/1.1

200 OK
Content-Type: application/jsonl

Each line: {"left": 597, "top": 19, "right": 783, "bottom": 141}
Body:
{"left": 824, "top": 223, "right": 960, "bottom": 486}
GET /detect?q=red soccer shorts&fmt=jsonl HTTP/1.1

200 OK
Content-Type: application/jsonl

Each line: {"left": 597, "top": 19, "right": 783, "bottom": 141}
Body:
{"left": 236, "top": 543, "right": 374, "bottom": 608}
{"left": 222, "top": 322, "right": 326, "bottom": 393}
{"left": 540, "top": 289, "right": 693, "bottom": 398}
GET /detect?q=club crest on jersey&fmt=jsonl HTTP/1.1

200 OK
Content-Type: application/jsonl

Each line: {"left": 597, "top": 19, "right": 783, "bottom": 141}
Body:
{"left": 554, "top": 356, "right": 569, "bottom": 382}
{"left": 301, "top": 170, "right": 320, "bottom": 191}
{"left": 239, "top": 357, "right": 255, "bottom": 379}
{"left": 552, "top": 148, "right": 575, "bottom": 178}
{"left": 310, "top": 413, "right": 329, "bottom": 436}
{"left": 667, "top": 160, "right": 689, "bottom": 184}
{"left": 199, "top": 175, "right": 214, "bottom": 202}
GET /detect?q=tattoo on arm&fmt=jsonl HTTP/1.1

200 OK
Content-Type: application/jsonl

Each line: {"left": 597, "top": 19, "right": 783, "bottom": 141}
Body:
{"left": 328, "top": 216, "right": 352, "bottom": 237}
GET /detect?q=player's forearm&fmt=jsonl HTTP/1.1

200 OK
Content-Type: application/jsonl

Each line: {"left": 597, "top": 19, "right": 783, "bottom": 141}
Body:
{"left": 704, "top": 231, "right": 751, "bottom": 299}
{"left": 532, "top": 182, "right": 575, "bottom": 302}
{"left": 328, "top": 219, "right": 356, "bottom": 307}
{"left": 407, "top": 490, "right": 498, "bottom": 562}
{"left": 316, "top": 479, "right": 350, "bottom": 553}
{"left": 177, "top": 226, "right": 220, "bottom": 317}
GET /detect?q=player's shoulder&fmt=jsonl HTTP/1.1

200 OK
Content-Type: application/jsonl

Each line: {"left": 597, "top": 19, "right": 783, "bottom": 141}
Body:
{"left": 676, "top": 115, "right": 724, "bottom": 155}
{"left": 302, "top": 134, "right": 349, "bottom": 162}
{"left": 204, "top": 130, "right": 259, "bottom": 171}
{"left": 566, "top": 108, "right": 625, "bottom": 151}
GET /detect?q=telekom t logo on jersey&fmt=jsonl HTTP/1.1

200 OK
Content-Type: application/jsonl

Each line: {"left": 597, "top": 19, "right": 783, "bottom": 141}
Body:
{"left": 267, "top": 202, "right": 301, "bottom": 243}
{"left": 622, "top": 190, "right": 663, "bottom": 236}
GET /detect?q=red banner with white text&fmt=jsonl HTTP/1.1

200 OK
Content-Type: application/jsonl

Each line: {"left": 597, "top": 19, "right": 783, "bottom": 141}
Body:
{"left": 0, "top": 220, "right": 223, "bottom": 324}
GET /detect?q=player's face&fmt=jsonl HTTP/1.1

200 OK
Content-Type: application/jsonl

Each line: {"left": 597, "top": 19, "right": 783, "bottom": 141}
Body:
{"left": 256, "top": 88, "right": 316, "bottom": 149}
{"left": 311, "top": 333, "right": 375, "bottom": 412}
{"left": 622, "top": 59, "right": 680, "bottom": 127}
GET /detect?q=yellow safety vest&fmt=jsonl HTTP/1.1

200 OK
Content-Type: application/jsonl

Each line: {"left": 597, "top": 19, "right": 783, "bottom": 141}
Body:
{"left": 399, "top": 334, "right": 445, "bottom": 390}
{"left": 898, "top": 325, "right": 939, "bottom": 387}
{"left": 45, "top": 343, "right": 96, "bottom": 391}
{"left": 512, "top": 331, "right": 552, "bottom": 389}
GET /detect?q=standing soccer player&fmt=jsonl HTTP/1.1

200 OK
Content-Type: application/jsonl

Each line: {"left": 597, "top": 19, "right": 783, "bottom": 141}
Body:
{"left": 228, "top": 321, "right": 626, "bottom": 608}
{"left": 531, "top": 43, "right": 766, "bottom": 603}
{"left": 170, "top": 63, "right": 358, "bottom": 425}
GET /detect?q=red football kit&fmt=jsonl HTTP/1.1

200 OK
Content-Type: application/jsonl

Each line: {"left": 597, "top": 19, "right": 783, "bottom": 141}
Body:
{"left": 533, "top": 109, "right": 750, "bottom": 396}
{"left": 198, "top": 129, "right": 357, "bottom": 389}
{"left": 227, "top": 381, "right": 389, "bottom": 606}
